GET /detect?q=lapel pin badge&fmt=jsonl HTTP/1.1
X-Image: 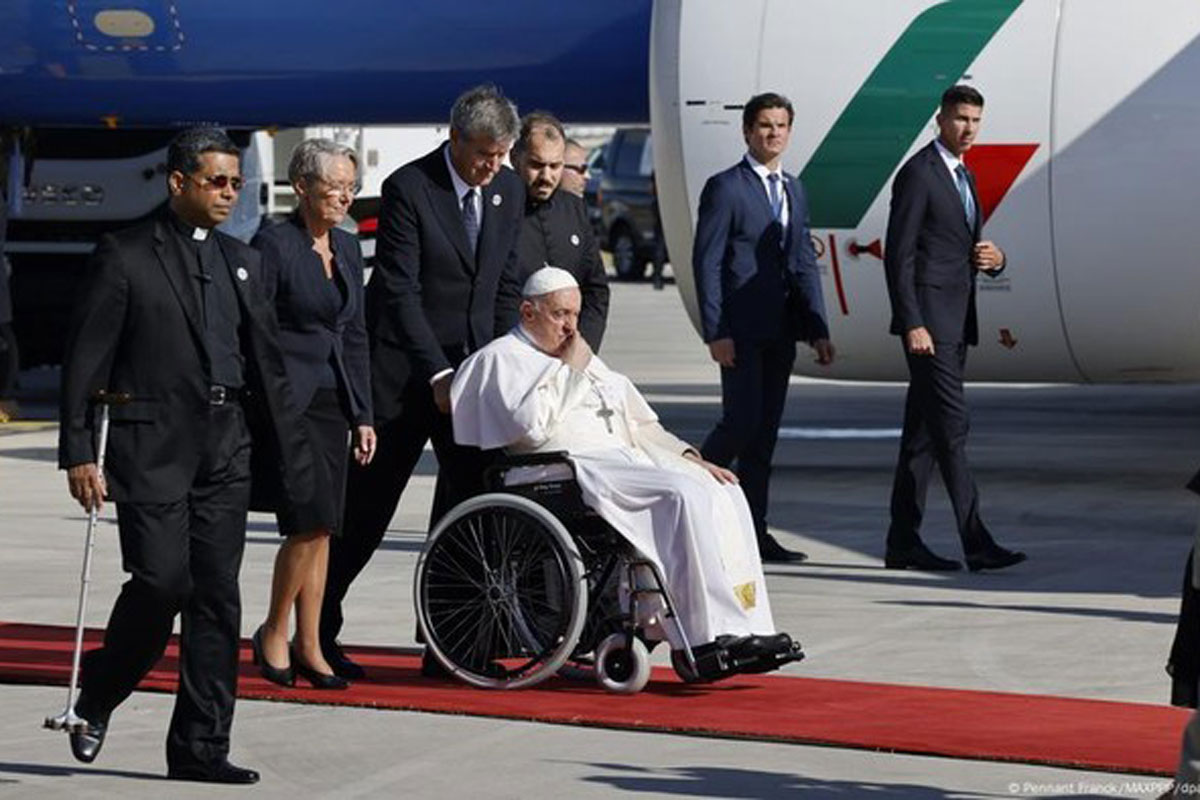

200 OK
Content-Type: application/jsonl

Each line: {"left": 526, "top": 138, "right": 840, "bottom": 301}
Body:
{"left": 236, "top": 267, "right": 249, "bottom": 281}
{"left": 570, "top": 234, "right": 580, "bottom": 246}
{"left": 492, "top": 194, "right": 502, "bottom": 207}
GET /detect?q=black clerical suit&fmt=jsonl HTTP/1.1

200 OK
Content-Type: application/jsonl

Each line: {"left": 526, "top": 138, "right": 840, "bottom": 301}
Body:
{"left": 883, "top": 141, "right": 1002, "bottom": 556}
{"left": 322, "top": 144, "right": 523, "bottom": 649}
{"left": 58, "top": 212, "right": 319, "bottom": 771}
{"left": 498, "top": 188, "right": 609, "bottom": 350}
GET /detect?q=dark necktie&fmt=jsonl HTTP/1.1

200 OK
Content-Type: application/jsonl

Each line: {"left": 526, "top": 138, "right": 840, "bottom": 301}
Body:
{"left": 462, "top": 188, "right": 480, "bottom": 256}
{"left": 954, "top": 164, "right": 976, "bottom": 229}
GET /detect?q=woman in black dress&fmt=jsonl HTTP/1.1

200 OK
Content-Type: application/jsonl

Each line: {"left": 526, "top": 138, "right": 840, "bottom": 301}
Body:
{"left": 250, "top": 139, "right": 375, "bottom": 688}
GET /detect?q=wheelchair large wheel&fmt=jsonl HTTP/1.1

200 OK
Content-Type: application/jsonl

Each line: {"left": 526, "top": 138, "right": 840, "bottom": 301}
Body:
{"left": 415, "top": 493, "right": 588, "bottom": 689}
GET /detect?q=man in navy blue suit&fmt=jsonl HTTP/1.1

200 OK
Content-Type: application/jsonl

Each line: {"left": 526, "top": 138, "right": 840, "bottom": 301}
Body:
{"left": 693, "top": 92, "right": 834, "bottom": 564}
{"left": 882, "top": 84, "right": 1026, "bottom": 573}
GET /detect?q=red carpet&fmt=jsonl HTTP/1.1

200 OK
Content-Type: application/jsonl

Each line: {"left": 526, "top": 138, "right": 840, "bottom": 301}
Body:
{"left": 1, "top": 622, "right": 1185, "bottom": 776}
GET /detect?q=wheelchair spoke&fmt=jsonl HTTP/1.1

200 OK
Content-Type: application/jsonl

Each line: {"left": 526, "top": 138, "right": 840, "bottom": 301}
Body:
{"left": 462, "top": 515, "right": 493, "bottom": 572}
{"left": 435, "top": 600, "right": 492, "bottom": 658}
{"left": 428, "top": 548, "right": 486, "bottom": 591}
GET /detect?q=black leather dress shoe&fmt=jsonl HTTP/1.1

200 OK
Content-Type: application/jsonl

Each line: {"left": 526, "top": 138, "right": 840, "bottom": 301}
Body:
{"left": 420, "top": 648, "right": 451, "bottom": 679}
{"left": 69, "top": 717, "right": 107, "bottom": 764}
{"left": 966, "top": 545, "right": 1027, "bottom": 572}
{"left": 728, "top": 632, "right": 794, "bottom": 658}
{"left": 885, "top": 543, "right": 962, "bottom": 571}
{"left": 168, "top": 760, "right": 260, "bottom": 784}
{"left": 758, "top": 533, "right": 808, "bottom": 564}
{"left": 322, "top": 640, "right": 366, "bottom": 681}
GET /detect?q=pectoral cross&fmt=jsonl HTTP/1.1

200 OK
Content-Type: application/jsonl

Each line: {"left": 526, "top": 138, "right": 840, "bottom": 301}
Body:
{"left": 595, "top": 395, "right": 615, "bottom": 434}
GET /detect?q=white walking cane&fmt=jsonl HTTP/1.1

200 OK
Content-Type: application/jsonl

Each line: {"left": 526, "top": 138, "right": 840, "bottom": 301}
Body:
{"left": 44, "top": 391, "right": 128, "bottom": 733}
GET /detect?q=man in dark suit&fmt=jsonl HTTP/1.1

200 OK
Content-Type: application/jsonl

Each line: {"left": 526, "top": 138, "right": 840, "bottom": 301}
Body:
{"left": 499, "top": 111, "right": 609, "bottom": 350}
{"left": 693, "top": 92, "right": 834, "bottom": 564}
{"left": 321, "top": 85, "right": 524, "bottom": 677}
{"left": 883, "top": 84, "right": 1027, "bottom": 573}
{"left": 58, "top": 127, "right": 320, "bottom": 783}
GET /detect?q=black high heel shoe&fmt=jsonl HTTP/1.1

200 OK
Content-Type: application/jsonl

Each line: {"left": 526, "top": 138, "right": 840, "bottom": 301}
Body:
{"left": 251, "top": 626, "right": 295, "bottom": 688}
{"left": 290, "top": 645, "right": 349, "bottom": 690}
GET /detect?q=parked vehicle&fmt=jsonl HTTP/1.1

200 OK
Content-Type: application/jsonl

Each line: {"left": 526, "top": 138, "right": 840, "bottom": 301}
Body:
{"left": 598, "top": 127, "right": 665, "bottom": 280}
{"left": 3, "top": 128, "right": 270, "bottom": 366}
{"left": 583, "top": 143, "right": 606, "bottom": 240}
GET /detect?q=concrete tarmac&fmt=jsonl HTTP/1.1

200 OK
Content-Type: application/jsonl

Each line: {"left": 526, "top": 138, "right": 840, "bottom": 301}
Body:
{"left": 1, "top": 281, "right": 1196, "bottom": 798}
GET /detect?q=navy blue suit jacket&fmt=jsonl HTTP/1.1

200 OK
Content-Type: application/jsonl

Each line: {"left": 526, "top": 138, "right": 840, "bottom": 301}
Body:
{"left": 884, "top": 142, "right": 1003, "bottom": 346}
{"left": 364, "top": 144, "right": 523, "bottom": 423}
{"left": 252, "top": 215, "right": 373, "bottom": 426}
{"left": 692, "top": 158, "right": 828, "bottom": 344}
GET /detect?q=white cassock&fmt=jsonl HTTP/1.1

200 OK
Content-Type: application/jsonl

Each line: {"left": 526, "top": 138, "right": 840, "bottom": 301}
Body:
{"left": 450, "top": 328, "right": 776, "bottom": 646}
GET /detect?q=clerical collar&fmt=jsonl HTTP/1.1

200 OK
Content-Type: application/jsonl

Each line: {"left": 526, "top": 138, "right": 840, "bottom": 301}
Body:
{"left": 526, "top": 189, "right": 558, "bottom": 213}
{"left": 167, "top": 209, "right": 211, "bottom": 242}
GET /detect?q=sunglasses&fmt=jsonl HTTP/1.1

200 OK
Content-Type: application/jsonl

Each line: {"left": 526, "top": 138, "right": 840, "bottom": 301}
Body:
{"left": 562, "top": 164, "right": 588, "bottom": 175}
{"left": 187, "top": 173, "right": 244, "bottom": 191}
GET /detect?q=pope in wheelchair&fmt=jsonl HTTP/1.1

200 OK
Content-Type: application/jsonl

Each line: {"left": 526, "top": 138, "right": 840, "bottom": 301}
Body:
{"left": 414, "top": 266, "right": 803, "bottom": 692}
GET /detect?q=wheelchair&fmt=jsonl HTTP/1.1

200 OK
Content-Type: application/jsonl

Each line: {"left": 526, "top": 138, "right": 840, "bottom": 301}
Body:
{"left": 413, "top": 452, "right": 800, "bottom": 693}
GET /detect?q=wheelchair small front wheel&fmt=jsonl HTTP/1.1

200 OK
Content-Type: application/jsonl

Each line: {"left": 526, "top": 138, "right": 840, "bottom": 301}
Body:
{"left": 595, "top": 633, "right": 651, "bottom": 694}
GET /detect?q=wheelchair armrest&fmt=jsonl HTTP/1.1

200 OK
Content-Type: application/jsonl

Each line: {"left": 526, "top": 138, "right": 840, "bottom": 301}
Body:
{"left": 484, "top": 451, "right": 577, "bottom": 490}
{"left": 495, "top": 451, "right": 572, "bottom": 467}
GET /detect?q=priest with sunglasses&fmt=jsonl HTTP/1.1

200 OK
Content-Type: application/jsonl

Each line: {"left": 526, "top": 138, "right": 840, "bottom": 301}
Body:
{"left": 57, "top": 127, "right": 320, "bottom": 784}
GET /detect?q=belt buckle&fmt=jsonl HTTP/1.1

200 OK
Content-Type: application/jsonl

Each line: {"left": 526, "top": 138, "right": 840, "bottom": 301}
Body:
{"left": 209, "top": 385, "right": 227, "bottom": 406}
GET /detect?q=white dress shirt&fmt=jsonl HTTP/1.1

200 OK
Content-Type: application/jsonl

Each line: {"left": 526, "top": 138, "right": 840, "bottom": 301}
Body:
{"left": 744, "top": 153, "right": 789, "bottom": 230}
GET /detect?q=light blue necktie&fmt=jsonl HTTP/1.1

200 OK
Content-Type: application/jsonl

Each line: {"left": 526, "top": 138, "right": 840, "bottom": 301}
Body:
{"left": 462, "top": 188, "right": 480, "bottom": 256}
{"left": 954, "top": 164, "right": 976, "bottom": 229}
{"left": 767, "top": 173, "right": 783, "bottom": 221}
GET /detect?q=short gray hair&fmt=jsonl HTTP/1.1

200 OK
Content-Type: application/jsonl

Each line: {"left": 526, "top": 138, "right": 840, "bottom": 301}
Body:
{"left": 511, "top": 111, "right": 565, "bottom": 163}
{"left": 287, "top": 138, "right": 358, "bottom": 187}
{"left": 450, "top": 84, "right": 519, "bottom": 143}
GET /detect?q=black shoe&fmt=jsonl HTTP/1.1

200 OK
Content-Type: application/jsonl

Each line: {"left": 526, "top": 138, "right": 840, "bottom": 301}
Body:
{"left": 885, "top": 543, "right": 962, "bottom": 571}
{"left": 68, "top": 716, "right": 107, "bottom": 764}
{"left": 290, "top": 646, "right": 349, "bottom": 689}
{"left": 322, "top": 639, "right": 366, "bottom": 681}
{"left": 758, "top": 533, "right": 808, "bottom": 563}
{"left": 727, "top": 632, "right": 794, "bottom": 659}
{"left": 966, "top": 545, "right": 1027, "bottom": 572}
{"left": 251, "top": 626, "right": 295, "bottom": 687}
{"left": 168, "top": 760, "right": 260, "bottom": 784}
{"left": 420, "top": 648, "right": 451, "bottom": 679}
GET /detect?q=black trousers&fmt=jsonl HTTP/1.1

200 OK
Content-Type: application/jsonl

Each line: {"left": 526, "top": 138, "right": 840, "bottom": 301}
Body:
{"left": 887, "top": 342, "right": 995, "bottom": 554}
{"left": 0, "top": 322, "right": 17, "bottom": 397}
{"left": 321, "top": 376, "right": 488, "bottom": 646}
{"left": 77, "top": 403, "right": 251, "bottom": 770}
{"left": 700, "top": 337, "right": 796, "bottom": 540}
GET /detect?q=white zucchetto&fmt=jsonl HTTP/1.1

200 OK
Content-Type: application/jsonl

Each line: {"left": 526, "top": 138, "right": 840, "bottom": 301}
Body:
{"left": 521, "top": 265, "right": 579, "bottom": 298}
